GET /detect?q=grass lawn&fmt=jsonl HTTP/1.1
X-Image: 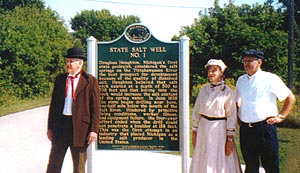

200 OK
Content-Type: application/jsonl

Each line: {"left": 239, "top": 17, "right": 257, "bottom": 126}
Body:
{"left": 232, "top": 127, "right": 300, "bottom": 173}
{"left": 277, "top": 127, "right": 300, "bottom": 172}
{"left": 0, "top": 97, "right": 50, "bottom": 117}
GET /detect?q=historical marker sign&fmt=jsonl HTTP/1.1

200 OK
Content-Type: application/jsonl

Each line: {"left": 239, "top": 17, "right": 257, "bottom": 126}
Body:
{"left": 97, "top": 24, "right": 180, "bottom": 151}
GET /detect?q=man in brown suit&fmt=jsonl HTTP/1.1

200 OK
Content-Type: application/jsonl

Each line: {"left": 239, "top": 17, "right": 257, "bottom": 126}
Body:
{"left": 46, "top": 47, "right": 100, "bottom": 173}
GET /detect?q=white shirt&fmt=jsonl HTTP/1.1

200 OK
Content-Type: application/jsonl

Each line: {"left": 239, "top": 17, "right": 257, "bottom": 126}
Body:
{"left": 63, "top": 74, "right": 81, "bottom": 115}
{"left": 235, "top": 69, "right": 291, "bottom": 123}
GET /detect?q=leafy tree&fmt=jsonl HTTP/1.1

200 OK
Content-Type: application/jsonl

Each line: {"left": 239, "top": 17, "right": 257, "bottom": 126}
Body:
{"left": 0, "top": 6, "right": 72, "bottom": 103}
{"left": 0, "top": 0, "right": 45, "bottom": 11}
{"left": 177, "top": 2, "right": 292, "bottom": 99}
{"left": 70, "top": 9, "right": 140, "bottom": 45}
{"left": 278, "top": 0, "right": 300, "bottom": 92}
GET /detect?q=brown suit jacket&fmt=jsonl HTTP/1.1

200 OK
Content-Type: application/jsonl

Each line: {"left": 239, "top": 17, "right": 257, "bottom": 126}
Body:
{"left": 47, "top": 71, "right": 100, "bottom": 147}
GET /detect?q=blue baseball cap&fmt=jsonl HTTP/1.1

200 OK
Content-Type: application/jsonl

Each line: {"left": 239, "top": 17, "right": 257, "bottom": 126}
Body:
{"left": 242, "top": 50, "right": 264, "bottom": 59}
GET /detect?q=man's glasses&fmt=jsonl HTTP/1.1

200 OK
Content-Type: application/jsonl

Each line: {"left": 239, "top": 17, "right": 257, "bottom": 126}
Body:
{"left": 65, "top": 59, "right": 81, "bottom": 64}
{"left": 242, "top": 59, "right": 259, "bottom": 64}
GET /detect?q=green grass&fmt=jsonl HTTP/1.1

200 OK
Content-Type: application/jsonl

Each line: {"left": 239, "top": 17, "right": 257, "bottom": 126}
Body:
{"left": 277, "top": 128, "right": 300, "bottom": 172}
{"left": 167, "top": 126, "right": 300, "bottom": 172}
{"left": 232, "top": 127, "right": 300, "bottom": 172}
{"left": 0, "top": 97, "right": 50, "bottom": 117}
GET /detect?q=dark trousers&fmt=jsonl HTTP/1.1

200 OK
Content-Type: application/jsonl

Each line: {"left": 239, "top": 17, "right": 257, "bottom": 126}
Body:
{"left": 47, "top": 116, "right": 88, "bottom": 173}
{"left": 240, "top": 121, "right": 279, "bottom": 173}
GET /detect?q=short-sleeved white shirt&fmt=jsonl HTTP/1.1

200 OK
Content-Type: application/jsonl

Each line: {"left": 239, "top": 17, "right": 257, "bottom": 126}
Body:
{"left": 235, "top": 69, "right": 292, "bottom": 123}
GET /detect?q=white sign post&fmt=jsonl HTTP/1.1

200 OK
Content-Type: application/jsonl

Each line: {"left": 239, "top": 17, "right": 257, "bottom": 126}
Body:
{"left": 179, "top": 35, "right": 190, "bottom": 173}
{"left": 87, "top": 36, "right": 97, "bottom": 173}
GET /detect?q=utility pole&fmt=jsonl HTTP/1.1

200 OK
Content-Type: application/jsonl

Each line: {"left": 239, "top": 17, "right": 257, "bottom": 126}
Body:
{"left": 288, "top": 0, "right": 294, "bottom": 89}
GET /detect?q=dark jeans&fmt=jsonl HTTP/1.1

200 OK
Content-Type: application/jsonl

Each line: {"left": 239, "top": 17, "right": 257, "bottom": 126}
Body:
{"left": 47, "top": 116, "right": 88, "bottom": 173}
{"left": 240, "top": 121, "right": 279, "bottom": 173}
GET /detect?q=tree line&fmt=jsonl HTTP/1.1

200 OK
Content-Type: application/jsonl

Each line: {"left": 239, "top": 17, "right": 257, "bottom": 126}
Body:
{"left": 0, "top": 0, "right": 299, "bottom": 105}
{"left": 175, "top": 0, "right": 300, "bottom": 102}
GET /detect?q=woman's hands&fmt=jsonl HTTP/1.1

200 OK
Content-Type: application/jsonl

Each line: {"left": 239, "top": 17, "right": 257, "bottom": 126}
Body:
{"left": 225, "top": 136, "right": 234, "bottom": 156}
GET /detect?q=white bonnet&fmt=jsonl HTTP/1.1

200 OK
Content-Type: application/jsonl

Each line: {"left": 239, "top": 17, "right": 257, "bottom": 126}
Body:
{"left": 204, "top": 59, "right": 227, "bottom": 72}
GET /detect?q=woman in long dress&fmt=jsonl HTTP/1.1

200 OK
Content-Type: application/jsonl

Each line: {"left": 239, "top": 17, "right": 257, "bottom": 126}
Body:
{"left": 190, "top": 59, "right": 241, "bottom": 173}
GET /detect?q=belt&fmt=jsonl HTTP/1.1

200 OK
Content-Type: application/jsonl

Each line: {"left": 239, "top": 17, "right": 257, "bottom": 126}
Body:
{"left": 241, "top": 120, "right": 266, "bottom": 128}
{"left": 201, "top": 114, "right": 227, "bottom": 121}
{"left": 62, "top": 114, "right": 72, "bottom": 119}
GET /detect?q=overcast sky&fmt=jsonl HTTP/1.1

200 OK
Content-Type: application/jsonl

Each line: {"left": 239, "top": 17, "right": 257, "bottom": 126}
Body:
{"left": 44, "top": 0, "right": 267, "bottom": 41}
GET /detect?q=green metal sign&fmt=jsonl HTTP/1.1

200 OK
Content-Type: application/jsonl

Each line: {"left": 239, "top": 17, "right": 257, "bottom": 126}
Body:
{"left": 97, "top": 24, "right": 180, "bottom": 151}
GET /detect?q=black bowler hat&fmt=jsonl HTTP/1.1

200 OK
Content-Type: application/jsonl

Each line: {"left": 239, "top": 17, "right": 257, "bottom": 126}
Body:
{"left": 65, "top": 47, "right": 86, "bottom": 60}
{"left": 242, "top": 50, "right": 264, "bottom": 59}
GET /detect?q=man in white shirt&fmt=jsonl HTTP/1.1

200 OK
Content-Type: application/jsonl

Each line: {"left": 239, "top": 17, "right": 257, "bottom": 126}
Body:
{"left": 235, "top": 50, "right": 295, "bottom": 173}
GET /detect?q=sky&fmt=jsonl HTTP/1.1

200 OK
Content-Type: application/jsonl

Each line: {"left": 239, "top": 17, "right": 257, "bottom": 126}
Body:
{"left": 44, "top": 0, "right": 267, "bottom": 42}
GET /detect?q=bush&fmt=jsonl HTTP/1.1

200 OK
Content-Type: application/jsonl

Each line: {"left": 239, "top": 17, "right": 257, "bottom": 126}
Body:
{"left": 277, "top": 95, "right": 300, "bottom": 128}
{"left": 0, "top": 6, "right": 72, "bottom": 103}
